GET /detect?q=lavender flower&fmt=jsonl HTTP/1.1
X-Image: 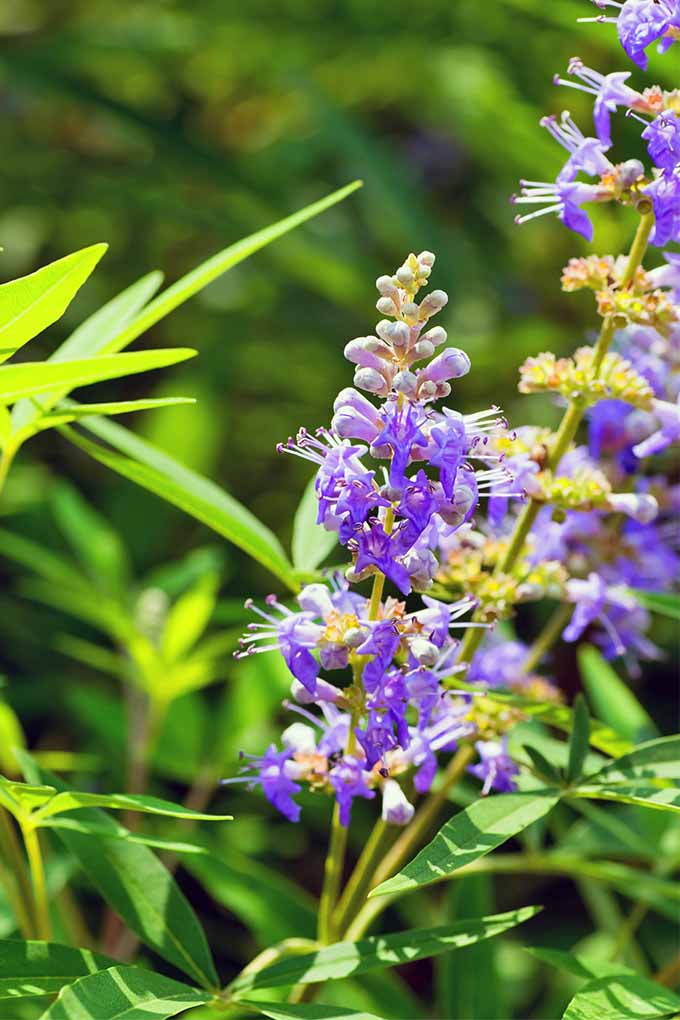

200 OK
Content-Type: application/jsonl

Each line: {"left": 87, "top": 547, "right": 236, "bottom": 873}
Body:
{"left": 583, "top": 0, "right": 680, "bottom": 69}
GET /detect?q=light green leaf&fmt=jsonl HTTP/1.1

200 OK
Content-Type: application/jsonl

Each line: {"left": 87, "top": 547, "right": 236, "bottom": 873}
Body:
{"left": 0, "top": 938, "right": 115, "bottom": 1000}
{"left": 563, "top": 973, "right": 680, "bottom": 1020}
{"left": 585, "top": 735, "right": 680, "bottom": 785}
{"left": 63, "top": 415, "right": 298, "bottom": 590}
{"left": 11, "top": 269, "right": 163, "bottom": 432}
{"left": 578, "top": 645, "right": 657, "bottom": 743}
{"left": 567, "top": 695, "right": 590, "bottom": 784}
{"left": 0, "top": 244, "right": 107, "bottom": 366}
{"left": 0, "top": 775, "right": 56, "bottom": 813}
{"left": 50, "top": 481, "right": 130, "bottom": 593}
{"left": 526, "top": 945, "right": 633, "bottom": 981}
{"left": 573, "top": 785, "right": 680, "bottom": 816}
{"left": 104, "top": 182, "right": 362, "bottom": 358}
{"left": 0, "top": 702, "right": 26, "bottom": 774}
{"left": 633, "top": 590, "right": 680, "bottom": 622}
{"left": 243, "top": 1003, "right": 384, "bottom": 1020}
{"left": 40, "top": 817, "right": 207, "bottom": 855}
{"left": 36, "top": 397, "right": 196, "bottom": 431}
{"left": 19, "top": 756, "right": 219, "bottom": 990}
{"left": 231, "top": 907, "right": 541, "bottom": 995}
{"left": 369, "top": 792, "right": 560, "bottom": 899}
{"left": 0, "top": 348, "right": 196, "bottom": 405}
{"left": 32, "top": 790, "right": 232, "bottom": 824}
{"left": 292, "top": 475, "right": 337, "bottom": 573}
{"left": 37, "top": 965, "right": 210, "bottom": 1019}
{"left": 0, "top": 526, "right": 88, "bottom": 588}
{"left": 161, "top": 573, "right": 219, "bottom": 662}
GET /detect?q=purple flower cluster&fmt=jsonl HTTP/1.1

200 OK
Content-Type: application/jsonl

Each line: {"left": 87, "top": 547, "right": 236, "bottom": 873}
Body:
{"left": 514, "top": 35, "right": 680, "bottom": 243}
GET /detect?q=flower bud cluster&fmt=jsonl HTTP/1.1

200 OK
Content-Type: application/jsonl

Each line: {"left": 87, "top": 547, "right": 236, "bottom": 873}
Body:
{"left": 518, "top": 347, "right": 655, "bottom": 409}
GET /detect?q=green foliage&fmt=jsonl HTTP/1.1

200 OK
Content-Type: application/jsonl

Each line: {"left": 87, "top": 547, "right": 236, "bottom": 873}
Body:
{"left": 562, "top": 974, "right": 680, "bottom": 1020}
{"left": 292, "top": 475, "right": 338, "bottom": 575}
{"left": 0, "top": 939, "right": 114, "bottom": 1000}
{"left": 37, "top": 965, "right": 210, "bottom": 1019}
{"left": 578, "top": 646, "right": 657, "bottom": 744}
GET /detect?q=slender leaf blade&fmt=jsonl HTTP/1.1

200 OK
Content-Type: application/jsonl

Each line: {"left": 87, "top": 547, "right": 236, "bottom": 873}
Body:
{"left": 0, "top": 244, "right": 107, "bottom": 366}
{"left": 370, "top": 793, "right": 560, "bottom": 899}
{"left": 573, "top": 785, "right": 680, "bottom": 815}
{"left": 0, "top": 939, "right": 115, "bottom": 1000}
{"left": 567, "top": 695, "right": 591, "bottom": 784}
{"left": 243, "top": 1004, "right": 384, "bottom": 1020}
{"left": 292, "top": 475, "right": 337, "bottom": 573}
{"left": 230, "top": 907, "right": 541, "bottom": 993}
{"left": 34, "top": 790, "right": 231, "bottom": 823}
{"left": 585, "top": 735, "right": 680, "bottom": 785}
{"left": 578, "top": 645, "right": 657, "bottom": 743}
{"left": 37, "top": 965, "right": 209, "bottom": 1020}
{"left": 563, "top": 973, "right": 680, "bottom": 1020}
{"left": 63, "top": 415, "right": 298, "bottom": 589}
{"left": 633, "top": 590, "right": 680, "bottom": 621}
{"left": 0, "top": 349, "right": 196, "bottom": 405}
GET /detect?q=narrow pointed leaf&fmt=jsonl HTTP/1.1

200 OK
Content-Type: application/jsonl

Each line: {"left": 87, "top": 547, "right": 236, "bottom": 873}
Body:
{"left": 0, "top": 348, "right": 196, "bottom": 405}
{"left": 230, "top": 907, "right": 540, "bottom": 994}
{"left": 563, "top": 974, "right": 680, "bottom": 1020}
{"left": 292, "top": 475, "right": 338, "bottom": 573}
{"left": 33, "top": 790, "right": 232, "bottom": 823}
{"left": 63, "top": 415, "right": 298, "bottom": 589}
{"left": 370, "top": 793, "right": 560, "bottom": 899}
{"left": 578, "top": 645, "right": 657, "bottom": 743}
{"left": 37, "top": 397, "right": 196, "bottom": 430}
{"left": 161, "top": 573, "right": 219, "bottom": 662}
{"left": 42, "top": 817, "right": 208, "bottom": 854}
{"left": 572, "top": 785, "right": 680, "bottom": 815}
{"left": 567, "top": 695, "right": 590, "bottom": 784}
{"left": 527, "top": 945, "right": 634, "bottom": 981}
{"left": 37, "top": 965, "right": 210, "bottom": 1019}
{"left": 585, "top": 735, "right": 680, "bottom": 785}
{"left": 633, "top": 590, "right": 680, "bottom": 621}
{"left": 105, "top": 182, "right": 362, "bottom": 356}
{"left": 0, "top": 244, "right": 107, "bottom": 366}
{"left": 11, "top": 270, "right": 163, "bottom": 432}
{"left": 17, "top": 755, "right": 219, "bottom": 990}
{"left": 243, "top": 1004, "right": 385, "bottom": 1020}
{"left": 0, "top": 939, "right": 115, "bottom": 1000}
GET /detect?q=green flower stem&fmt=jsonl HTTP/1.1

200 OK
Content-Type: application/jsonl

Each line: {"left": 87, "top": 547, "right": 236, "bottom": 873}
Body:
{"left": 0, "top": 440, "right": 17, "bottom": 500}
{"left": 522, "top": 603, "right": 574, "bottom": 675}
{"left": 21, "top": 823, "right": 51, "bottom": 940}
{"left": 344, "top": 744, "right": 474, "bottom": 941}
{"left": 333, "top": 818, "right": 393, "bottom": 936}
{"left": 457, "top": 210, "right": 654, "bottom": 668}
{"left": 0, "top": 810, "right": 33, "bottom": 937}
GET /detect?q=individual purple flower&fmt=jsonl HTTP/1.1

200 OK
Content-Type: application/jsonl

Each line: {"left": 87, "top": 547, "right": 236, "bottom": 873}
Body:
{"left": 585, "top": 0, "right": 680, "bottom": 70}
{"left": 223, "top": 745, "right": 302, "bottom": 822}
{"left": 328, "top": 757, "right": 375, "bottom": 826}
{"left": 373, "top": 399, "right": 427, "bottom": 489}
{"left": 468, "top": 738, "right": 520, "bottom": 795}
{"left": 353, "top": 521, "right": 412, "bottom": 594}
{"left": 588, "top": 399, "right": 641, "bottom": 472}
{"left": 237, "top": 595, "right": 323, "bottom": 693}
{"left": 633, "top": 397, "right": 680, "bottom": 457}
{"left": 642, "top": 112, "right": 680, "bottom": 172}
{"left": 644, "top": 168, "right": 680, "bottom": 246}
{"left": 563, "top": 572, "right": 660, "bottom": 662}
{"left": 357, "top": 620, "right": 402, "bottom": 693}
{"left": 427, "top": 412, "right": 468, "bottom": 499}
{"left": 381, "top": 779, "right": 415, "bottom": 825}
{"left": 468, "top": 640, "right": 530, "bottom": 689}
{"left": 513, "top": 178, "right": 605, "bottom": 241}
{"left": 554, "top": 58, "right": 641, "bottom": 145}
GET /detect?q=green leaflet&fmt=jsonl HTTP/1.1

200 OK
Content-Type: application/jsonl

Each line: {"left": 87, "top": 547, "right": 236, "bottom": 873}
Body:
{"left": 30, "top": 789, "right": 232, "bottom": 824}
{"left": 632, "top": 590, "right": 680, "bottom": 622}
{"left": 0, "top": 348, "right": 195, "bottom": 405}
{"left": 572, "top": 785, "right": 680, "bottom": 815}
{"left": 242, "top": 1004, "right": 385, "bottom": 1020}
{"left": 37, "top": 965, "right": 210, "bottom": 1020}
{"left": 161, "top": 572, "right": 219, "bottom": 662}
{"left": 566, "top": 695, "right": 591, "bottom": 784}
{"left": 578, "top": 645, "right": 657, "bottom": 743}
{"left": 229, "top": 907, "right": 541, "bottom": 994}
{"left": 562, "top": 973, "right": 680, "bottom": 1020}
{"left": 0, "top": 939, "right": 114, "bottom": 1000}
{"left": 10, "top": 269, "right": 163, "bottom": 432}
{"left": 18, "top": 756, "right": 219, "bottom": 990}
{"left": 526, "top": 945, "right": 634, "bottom": 981}
{"left": 585, "top": 735, "right": 680, "bottom": 785}
{"left": 62, "top": 415, "right": 298, "bottom": 590}
{"left": 292, "top": 474, "right": 338, "bottom": 573}
{"left": 370, "top": 793, "right": 560, "bottom": 899}
{"left": 0, "top": 244, "right": 107, "bottom": 366}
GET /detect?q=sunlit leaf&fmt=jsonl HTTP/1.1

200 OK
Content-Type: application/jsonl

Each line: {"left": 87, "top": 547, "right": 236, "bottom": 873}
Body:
{"left": 572, "top": 785, "right": 680, "bottom": 816}
{"left": 562, "top": 973, "right": 680, "bottom": 1020}
{"left": 0, "top": 244, "right": 107, "bottom": 366}
{"left": 161, "top": 572, "right": 219, "bottom": 662}
{"left": 0, "top": 939, "right": 114, "bottom": 1000}
{"left": 243, "top": 1004, "right": 385, "bottom": 1020}
{"left": 32, "top": 789, "right": 231, "bottom": 824}
{"left": 585, "top": 735, "right": 680, "bottom": 785}
{"left": 37, "top": 965, "right": 210, "bottom": 1019}
{"left": 632, "top": 590, "right": 680, "bottom": 622}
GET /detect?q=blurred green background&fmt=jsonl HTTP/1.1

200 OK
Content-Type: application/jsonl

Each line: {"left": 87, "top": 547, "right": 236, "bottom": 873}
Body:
{"left": 0, "top": 3, "right": 678, "bottom": 1014}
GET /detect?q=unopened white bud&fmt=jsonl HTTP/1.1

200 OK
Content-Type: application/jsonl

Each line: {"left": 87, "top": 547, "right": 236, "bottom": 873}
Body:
{"left": 382, "top": 779, "right": 415, "bottom": 826}
{"left": 396, "top": 266, "right": 415, "bottom": 286}
{"left": 418, "top": 289, "right": 448, "bottom": 319}
{"left": 409, "top": 637, "right": 439, "bottom": 666}
{"left": 282, "top": 722, "right": 317, "bottom": 755}
{"left": 354, "top": 367, "right": 390, "bottom": 395}
{"left": 418, "top": 251, "right": 436, "bottom": 267}
{"left": 422, "top": 326, "right": 447, "bottom": 347}
{"left": 377, "top": 296, "right": 398, "bottom": 316}
{"left": 393, "top": 370, "right": 417, "bottom": 395}
{"left": 401, "top": 301, "right": 420, "bottom": 325}
{"left": 608, "top": 492, "right": 659, "bottom": 523}
{"left": 412, "top": 339, "right": 435, "bottom": 360}
{"left": 376, "top": 275, "right": 397, "bottom": 296}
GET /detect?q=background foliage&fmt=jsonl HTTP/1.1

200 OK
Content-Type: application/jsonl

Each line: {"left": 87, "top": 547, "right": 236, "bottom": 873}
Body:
{"left": 0, "top": 2, "right": 678, "bottom": 1018}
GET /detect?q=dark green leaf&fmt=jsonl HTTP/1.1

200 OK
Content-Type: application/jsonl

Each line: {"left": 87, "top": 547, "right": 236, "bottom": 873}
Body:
{"left": 0, "top": 939, "right": 114, "bottom": 1000}
{"left": 563, "top": 973, "right": 680, "bottom": 1020}
{"left": 585, "top": 736, "right": 680, "bottom": 785}
{"left": 370, "top": 793, "right": 559, "bottom": 899}
{"left": 522, "top": 745, "right": 563, "bottom": 786}
{"left": 567, "top": 695, "right": 591, "bottom": 784}
{"left": 526, "top": 946, "right": 634, "bottom": 981}
{"left": 37, "top": 965, "right": 210, "bottom": 1019}
{"left": 242, "top": 1004, "right": 384, "bottom": 1020}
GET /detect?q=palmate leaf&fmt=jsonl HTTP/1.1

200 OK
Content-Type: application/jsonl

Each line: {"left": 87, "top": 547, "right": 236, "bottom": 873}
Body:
{"left": 0, "top": 244, "right": 107, "bottom": 366}
{"left": 0, "top": 348, "right": 196, "bottom": 405}
{"left": 562, "top": 973, "right": 680, "bottom": 1020}
{"left": 61, "top": 414, "right": 298, "bottom": 590}
{"left": 37, "top": 965, "right": 210, "bottom": 1020}
{"left": 369, "top": 792, "right": 560, "bottom": 899}
{"left": 10, "top": 270, "right": 163, "bottom": 433}
{"left": 230, "top": 907, "right": 541, "bottom": 995}
{"left": 0, "top": 939, "right": 115, "bottom": 1000}
{"left": 18, "top": 756, "right": 219, "bottom": 990}
{"left": 243, "top": 1004, "right": 385, "bottom": 1020}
